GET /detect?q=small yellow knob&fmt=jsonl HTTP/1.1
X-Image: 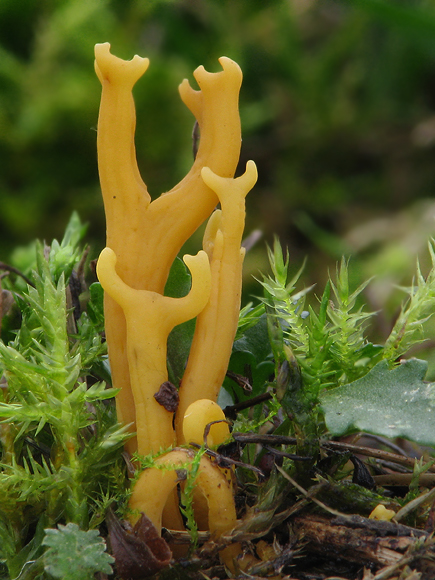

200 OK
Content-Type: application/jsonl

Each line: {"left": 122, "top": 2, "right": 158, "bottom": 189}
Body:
{"left": 369, "top": 504, "right": 396, "bottom": 521}
{"left": 183, "top": 399, "right": 230, "bottom": 447}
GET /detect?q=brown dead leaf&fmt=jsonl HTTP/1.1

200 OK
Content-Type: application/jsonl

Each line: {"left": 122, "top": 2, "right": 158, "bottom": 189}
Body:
{"left": 107, "top": 509, "right": 172, "bottom": 579}
{"left": 154, "top": 381, "right": 179, "bottom": 412}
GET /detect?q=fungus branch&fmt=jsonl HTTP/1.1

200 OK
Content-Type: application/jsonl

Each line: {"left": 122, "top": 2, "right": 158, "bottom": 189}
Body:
{"left": 175, "top": 161, "right": 257, "bottom": 443}
{"left": 96, "top": 248, "right": 211, "bottom": 457}
{"left": 129, "top": 448, "right": 240, "bottom": 571}
{"left": 94, "top": 44, "right": 243, "bottom": 451}
{"left": 95, "top": 45, "right": 252, "bottom": 569}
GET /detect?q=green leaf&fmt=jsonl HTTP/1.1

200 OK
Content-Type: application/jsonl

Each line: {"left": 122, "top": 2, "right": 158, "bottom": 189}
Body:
{"left": 320, "top": 359, "right": 435, "bottom": 446}
{"left": 224, "top": 314, "right": 274, "bottom": 401}
{"left": 43, "top": 523, "right": 114, "bottom": 580}
{"left": 48, "top": 212, "right": 87, "bottom": 283}
{"left": 164, "top": 256, "right": 192, "bottom": 299}
{"left": 86, "top": 282, "right": 105, "bottom": 328}
{"left": 384, "top": 240, "right": 435, "bottom": 362}
{"left": 6, "top": 515, "right": 47, "bottom": 579}
{"left": 83, "top": 381, "right": 118, "bottom": 402}
{"left": 233, "top": 313, "right": 273, "bottom": 364}
{"left": 165, "top": 257, "right": 196, "bottom": 385}
{"left": 235, "top": 302, "right": 265, "bottom": 341}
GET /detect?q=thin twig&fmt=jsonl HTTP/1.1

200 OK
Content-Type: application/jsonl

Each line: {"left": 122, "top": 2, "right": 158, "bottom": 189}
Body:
{"left": 232, "top": 433, "right": 435, "bottom": 473}
{"left": 275, "top": 464, "right": 350, "bottom": 519}
{"left": 0, "top": 262, "right": 34, "bottom": 287}
{"left": 188, "top": 442, "right": 266, "bottom": 479}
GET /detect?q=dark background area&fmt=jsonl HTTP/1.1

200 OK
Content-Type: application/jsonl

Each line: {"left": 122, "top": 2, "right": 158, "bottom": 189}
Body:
{"left": 2, "top": 0, "right": 435, "bottom": 327}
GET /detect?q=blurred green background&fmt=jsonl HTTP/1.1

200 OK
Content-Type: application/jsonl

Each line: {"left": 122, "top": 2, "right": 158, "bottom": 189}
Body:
{"left": 2, "top": 0, "right": 435, "bottom": 343}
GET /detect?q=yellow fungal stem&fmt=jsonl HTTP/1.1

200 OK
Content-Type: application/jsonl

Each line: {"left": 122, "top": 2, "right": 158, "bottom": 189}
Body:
{"left": 94, "top": 44, "right": 243, "bottom": 449}
{"left": 95, "top": 43, "right": 242, "bottom": 291}
{"left": 94, "top": 45, "right": 255, "bottom": 566}
{"left": 202, "top": 209, "right": 223, "bottom": 260}
{"left": 96, "top": 248, "right": 211, "bottom": 456}
{"left": 129, "top": 448, "right": 241, "bottom": 570}
{"left": 175, "top": 161, "right": 258, "bottom": 444}
{"left": 95, "top": 42, "right": 151, "bottom": 451}
{"left": 94, "top": 43, "right": 151, "bottom": 258}
{"left": 182, "top": 399, "right": 234, "bottom": 532}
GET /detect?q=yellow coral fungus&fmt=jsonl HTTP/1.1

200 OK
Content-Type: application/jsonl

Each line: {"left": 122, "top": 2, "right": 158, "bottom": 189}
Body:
{"left": 96, "top": 248, "right": 211, "bottom": 456}
{"left": 129, "top": 448, "right": 240, "bottom": 570}
{"left": 95, "top": 43, "right": 256, "bottom": 569}
{"left": 175, "top": 161, "right": 257, "bottom": 443}
{"left": 95, "top": 43, "right": 243, "bottom": 452}
{"left": 182, "top": 398, "right": 234, "bottom": 531}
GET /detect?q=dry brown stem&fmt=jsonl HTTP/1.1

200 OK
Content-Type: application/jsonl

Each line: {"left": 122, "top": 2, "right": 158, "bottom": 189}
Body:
{"left": 292, "top": 513, "right": 435, "bottom": 577}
